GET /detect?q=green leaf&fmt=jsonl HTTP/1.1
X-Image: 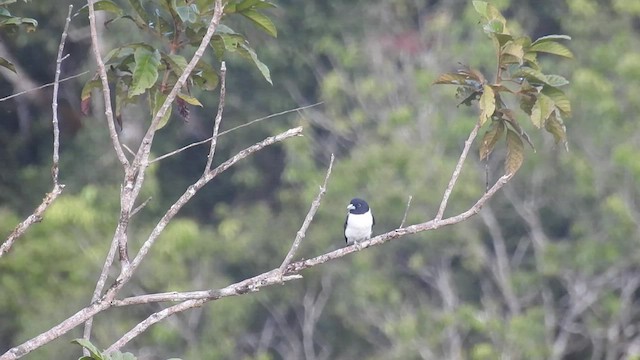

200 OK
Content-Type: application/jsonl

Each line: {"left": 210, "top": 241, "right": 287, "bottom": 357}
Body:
{"left": 81, "top": 79, "right": 102, "bottom": 102}
{"left": 77, "top": 0, "right": 124, "bottom": 17}
{"left": 472, "top": 1, "right": 488, "bottom": 17}
{"left": 72, "top": 339, "right": 103, "bottom": 360}
{"left": 177, "top": 92, "right": 203, "bottom": 107}
{"left": 162, "top": 53, "right": 188, "bottom": 74}
{"left": 513, "top": 66, "right": 548, "bottom": 85}
{"left": 541, "top": 85, "right": 571, "bottom": 117}
{"left": 501, "top": 41, "right": 524, "bottom": 64}
{"left": 528, "top": 41, "right": 573, "bottom": 58}
{"left": 480, "top": 120, "right": 505, "bottom": 160}
{"left": 108, "top": 351, "right": 137, "bottom": 360}
{"left": 151, "top": 89, "right": 172, "bottom": 130}
{"left": 127, "top": 0, "right": 150, "bottom": 24}
{"left": 479, "top": 84, "right": 495, "bottom": 126}
{"left": 240, "top": 9, "right": 277, "bottom": 37}
{"left": 0, "top": 56, "right": 16, "bottom": 73}
{"left": 173, "top": 1, "right": 198, "bottom": 23}
{"left": 544, "top": 74, "right": 569, "bottom": 87}
{"left": 193, "top": 61, "right": 219, "bottom": 91}
{"left": 545, "top": 110, "right": 568, "bottom": 150}
{"left": 237, "top": 0, "right": 261, "bottom": 11}
{"left": 531, "top": 34, "right": 571, "bottom": 45}
{"left": 433, "top": 72, "right": 474, "bottom": 86}
{"left": 505, "top": 129, "right": 524, "bottom": 175}
{"left": 530, "top": 93, "right": 554, "bottom": 128}
{"left": 129, "top": 48, "right": 160, "bottom": 97}
{"left": 239, "top": 43, "right": 272, "bottom": 84}
{"left": 0, "top": 15, "right": 37, "bottom": 31}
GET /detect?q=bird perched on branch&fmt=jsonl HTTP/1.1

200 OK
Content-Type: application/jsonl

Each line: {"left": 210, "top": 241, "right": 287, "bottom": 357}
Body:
{"left": 344, "top": 198, "right": 374, "bottom": 246}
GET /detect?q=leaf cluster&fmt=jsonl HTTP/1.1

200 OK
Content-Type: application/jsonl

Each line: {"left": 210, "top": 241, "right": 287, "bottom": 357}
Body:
{"left": 434, "top": 1, "right": 572, "bottom": 174}
{"left": 0, "top": 0, "right": 38, "bottom": 73}
{"left": 80, "top": 0, "right": 276, "bottom": 130}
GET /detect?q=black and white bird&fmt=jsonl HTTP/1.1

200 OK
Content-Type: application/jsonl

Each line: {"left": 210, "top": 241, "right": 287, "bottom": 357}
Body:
{"left": 344, "top": 198, "right": 375, "bottom": 246}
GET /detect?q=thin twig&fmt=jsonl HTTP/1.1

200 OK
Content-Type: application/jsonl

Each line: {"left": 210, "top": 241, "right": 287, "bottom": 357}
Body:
{"left": 435, "top": 121, "right": 481, "bottom": 221}
{"left": 204, "top": 61, "right": 227, "bottom": 173}
{"left": 0, "top": 5, "right": 72, "bottom": 258}
{"left": 150, "top": 101, "right": 324, "bottom": 164}
{"left": 399, "top": 195, "right": 413, "bottom": 228}
{"left": 278, "top": 154, "right": 335, "bottom": 276}
{"left": 0, "top": 71, "right": 89, "bottom": 102}
{"left": 87, "top": 0, "right": 129, "bottom": 167}
{"left": 51, "top": 7, "right": 72, "bottom": 185}
{"left": 131, "top": 197, "right": 152, "bottom": 217}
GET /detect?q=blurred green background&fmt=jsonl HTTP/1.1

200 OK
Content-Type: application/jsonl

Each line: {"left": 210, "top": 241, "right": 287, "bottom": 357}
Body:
{"left": 1, "top": 0, "right": 640, "bottom": 359}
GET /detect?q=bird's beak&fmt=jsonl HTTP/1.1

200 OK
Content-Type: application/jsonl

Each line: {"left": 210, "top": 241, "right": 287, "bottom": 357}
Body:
{"left": 347, "top": 204, "right": 355, "bottom": 211}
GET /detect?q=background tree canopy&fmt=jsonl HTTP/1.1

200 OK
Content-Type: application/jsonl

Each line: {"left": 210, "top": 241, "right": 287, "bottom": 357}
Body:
{"left": 1, "top": 0, "right": 640, "bottom": 359}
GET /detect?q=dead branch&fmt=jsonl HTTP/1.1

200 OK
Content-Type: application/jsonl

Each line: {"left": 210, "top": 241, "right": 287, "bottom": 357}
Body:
{"left": 279, "top": 154, "right": 335, "bottom": 276}
{"left": 435, "top": 121, "right": 481, "bottom": 220}
{"left": 204, "top": 61, "right": 227, "bottom": 173}
{"left": 0, "top": 5, "right": 72, "bottom": 258}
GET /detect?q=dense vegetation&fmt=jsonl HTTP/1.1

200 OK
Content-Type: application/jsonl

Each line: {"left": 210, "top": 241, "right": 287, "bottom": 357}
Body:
{"left": 1, "top": 0, "right": 640, "bottom": 359}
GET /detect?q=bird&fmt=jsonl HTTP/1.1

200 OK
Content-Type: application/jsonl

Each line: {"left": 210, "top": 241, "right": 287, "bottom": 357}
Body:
{"left": 344, "top": 198, "right": 375, "bottom": 246}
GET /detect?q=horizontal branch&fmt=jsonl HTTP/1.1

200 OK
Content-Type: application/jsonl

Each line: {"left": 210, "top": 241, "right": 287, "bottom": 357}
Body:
{"left": 110, "top": 173, "right": 513, "bottom": 308}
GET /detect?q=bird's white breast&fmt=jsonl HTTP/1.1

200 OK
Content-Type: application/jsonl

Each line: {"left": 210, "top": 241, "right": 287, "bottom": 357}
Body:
{"left": 345, "top": 211, "right": 373, "bottom": 244}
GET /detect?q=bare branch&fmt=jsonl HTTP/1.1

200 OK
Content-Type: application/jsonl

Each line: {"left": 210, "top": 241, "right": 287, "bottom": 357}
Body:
{"left": 87, "top": 0, "right": 129, "bottom": 167}
{"left": 0, "top": 5, "right": 73, "bottom": 257}
{"left": 0, "top": 71, "right": 89, "bottom": 103}
{"left": 106, "top": 299, "right": 207, "bottom": 353}
{"left": 204, "top": 61, "right": 227, "bottom": 173}
{"left": 51, "top": 6, "right": 73, "bottom": 185}
{"left": 125, "top": 127, "right": 304, "bottom": 282}
{"left": 0, "top": 186, "right": 64, "bottom": 257}
{"left": 399, "top": 195, "right": 413, "bottom": 228}
{"left": 108, "top": 275, "right": 304, "bottom": 352}
{"left": 435, "top": 121, "right": 481, "bottom": 221}
{"left": 279, "top": 154, "right": 335, "bottom": 276}
{"left": 131, "top": 197, "right": 152, "bottom": 217}
{"left": 150, "top": 101, "right": 324, "bottom": 164}
{"left": 110, "top": 174, "right": 513, "bottom": 309}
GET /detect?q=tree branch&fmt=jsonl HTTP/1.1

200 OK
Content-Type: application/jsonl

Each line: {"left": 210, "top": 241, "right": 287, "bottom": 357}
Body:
{"left": 399, "top": 195, "right": 413, "bottom": 228}
{"left": 435, "top": 121, "right": 481, "bottom": 221}
{"left": 0, "top": 71, "right": 89, "bottom": 102}
{"left": 110, "top": 173, "right": 513, "bottom": 309}
{"left": 125, "top": 127, "right": 304, "bottom": 283}
{"left": 149, "top": 101, "right": 324, "bottom": 164}
{"left": 204, "top": 61, "right": 227, "bottom": 173}
{"left": 0, "top": 5, "right": 72, "bottom": 258}
{"left": 87, "top": 0, "right": 129, "bottom": 167}
{"left": 279, "top": 154, "right": 335, "bottom": 276}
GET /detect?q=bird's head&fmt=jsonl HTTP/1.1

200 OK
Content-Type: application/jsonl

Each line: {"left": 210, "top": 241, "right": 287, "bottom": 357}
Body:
{"left": 347, "top": 198, "right": 370, "bottom": 215}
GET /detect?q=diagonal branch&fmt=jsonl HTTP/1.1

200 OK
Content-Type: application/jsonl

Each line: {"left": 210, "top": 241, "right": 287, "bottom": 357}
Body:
{"left": 435, "top": 121, "right": 481, "bottom": 221}
{"left": 204, "top": 61, "right": 227, "bottom": 173}
{"left": 0, "top": 71, "right": 89, "bottom": 103}
{"left": 124, "top": 127, "right": 304, "bottom": 282}
{"left": 0, "top": 5, "right": 72, "bottom": 258}
{"left": 279, "top": 154, "right": 335, "bottom": 275}
{"left": 87, "top": 0, "right": 129, "bottom": 167}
